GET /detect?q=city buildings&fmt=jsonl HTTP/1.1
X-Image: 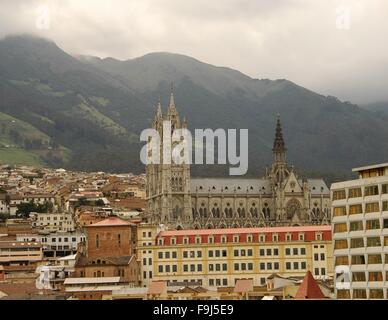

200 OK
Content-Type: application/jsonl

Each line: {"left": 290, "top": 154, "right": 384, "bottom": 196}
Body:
{"left": 332, "top": 162, "right": 388, "bottom": 299}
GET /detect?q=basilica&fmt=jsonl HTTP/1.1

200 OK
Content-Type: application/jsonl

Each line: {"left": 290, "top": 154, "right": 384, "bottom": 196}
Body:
{"left": 145, "top": 91, "right": 331, "bottom": 230}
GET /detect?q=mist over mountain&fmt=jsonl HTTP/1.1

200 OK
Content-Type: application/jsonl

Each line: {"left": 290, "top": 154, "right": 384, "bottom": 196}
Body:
{"left": 1, "top": 34, "right": 387, "bottom": 182}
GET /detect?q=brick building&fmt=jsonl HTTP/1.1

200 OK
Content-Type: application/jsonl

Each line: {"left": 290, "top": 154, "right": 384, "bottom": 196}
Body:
{"left": 73, "top": 216, "right": 140, "bottom": 289}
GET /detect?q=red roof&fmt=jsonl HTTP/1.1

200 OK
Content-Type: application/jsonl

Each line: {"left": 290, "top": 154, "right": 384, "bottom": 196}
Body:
{"left": 88, "top": 216, "right": 133, "bottom": 227}
{"left": 294, "top": 271, "right": 325, "bottom": 299}
{"left": 234, "top": 279, "right": 253, "bottom": 293}
{"left": 148, "top": 281, "right": 167, "bottom": 295}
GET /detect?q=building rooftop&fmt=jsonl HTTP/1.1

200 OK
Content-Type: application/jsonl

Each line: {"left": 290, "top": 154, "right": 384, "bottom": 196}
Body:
{"left": 352, "top": 163, "right": 388, "bottom": 173}
{"left": 294, "top": 271, "right": 325, "bottom": 299}
{"left": 64, "top": 277, "right": 121, "bottom": 285}
{"left": 88, "top": 216, "right": 133, "bottom": 227}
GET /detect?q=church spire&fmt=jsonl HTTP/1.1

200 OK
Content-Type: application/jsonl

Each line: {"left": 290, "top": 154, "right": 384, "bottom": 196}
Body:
{"left": 272, "top": 114, "right": 287, "bottom": 163}
{"left": 156, "top": 100, "right": 162, "bottom": 118}
{"left": 168, "top": 82, "right": 176, "bottom": 114}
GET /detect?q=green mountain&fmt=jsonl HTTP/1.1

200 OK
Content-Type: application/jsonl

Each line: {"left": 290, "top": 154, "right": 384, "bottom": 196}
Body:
{"left": 1, "top": 34, "right": 388, "bottom": 181}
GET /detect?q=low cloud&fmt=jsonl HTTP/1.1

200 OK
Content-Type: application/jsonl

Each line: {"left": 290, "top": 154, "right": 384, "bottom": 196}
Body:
{"left": 0, "top": 0, "right": 387, "bottom": 104}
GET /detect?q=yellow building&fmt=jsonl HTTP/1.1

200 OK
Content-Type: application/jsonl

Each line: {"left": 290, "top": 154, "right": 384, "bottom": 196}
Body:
{"left": 137, "top": 225, "right": 333, "bottom": 288}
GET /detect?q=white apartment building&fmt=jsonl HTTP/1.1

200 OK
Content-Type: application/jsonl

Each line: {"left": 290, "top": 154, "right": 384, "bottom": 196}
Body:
{"left": 331, "top": 163, "right": 388, "bottom": 299}
{"left": 17, "top": 231, "right": 85, "bottom": 259}
{"left": 30, "top": 212, "right": 75, "bottom": 232}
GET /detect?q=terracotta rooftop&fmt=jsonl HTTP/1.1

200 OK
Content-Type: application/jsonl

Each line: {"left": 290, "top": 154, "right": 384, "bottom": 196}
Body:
{"left": 234, "top": 279, "right": 254, "bottom": 293}
{"left": 88, "top": 216, "right": 133, "bottom": 227}
{"left": 294, "top": 271, "right": 325, "bottom": 299}
{"left": 148, "top": 281, "right": 167, "bottom": 295}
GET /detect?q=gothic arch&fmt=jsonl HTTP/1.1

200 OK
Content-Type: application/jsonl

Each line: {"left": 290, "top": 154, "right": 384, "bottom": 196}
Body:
{"left": 286, "top": 198, "right": 302, "bottom": 220}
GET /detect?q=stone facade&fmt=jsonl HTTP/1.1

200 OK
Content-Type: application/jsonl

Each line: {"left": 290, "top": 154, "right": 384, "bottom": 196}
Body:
{"left": 145, "top": 91, "right": 331, "bottom": 230}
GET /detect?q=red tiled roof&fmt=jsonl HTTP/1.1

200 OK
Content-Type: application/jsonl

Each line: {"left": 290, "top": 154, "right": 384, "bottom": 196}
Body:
{"left": 159, "top": 225, "right": 331, "bottom": 237}
{"left": 88, "top": 216, "right": 133, "bottom": 227}
{"left": 294, "top": 271, "right": 325, "bottom": 299}
{"left": 234, "top": 279, "right": 253, "bottom": 293}
{"left": 148, "top": 281, "right": 167, "bottom": 295}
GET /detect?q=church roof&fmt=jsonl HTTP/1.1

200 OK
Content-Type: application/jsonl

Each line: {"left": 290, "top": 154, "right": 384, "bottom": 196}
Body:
{"left": 190, "top": 178, "right": 271, "bottom": 194}
{"left": 190, "top": 178, "right": 329, "bottom": 195}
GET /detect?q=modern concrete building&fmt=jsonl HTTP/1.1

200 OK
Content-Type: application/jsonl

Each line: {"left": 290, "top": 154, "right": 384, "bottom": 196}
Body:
{"left": 331, "top": 163, "right": 388, "bottom": 299}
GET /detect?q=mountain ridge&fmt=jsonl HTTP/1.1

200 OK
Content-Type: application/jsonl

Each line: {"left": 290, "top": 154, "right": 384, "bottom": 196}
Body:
{"left": 0, "top": 34, "right": 387, "bottom": 183}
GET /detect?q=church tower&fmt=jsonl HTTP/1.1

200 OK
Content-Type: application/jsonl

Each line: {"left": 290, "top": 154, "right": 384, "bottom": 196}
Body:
{"left": 145, "top": 88, "right": 192, "bottom": 229}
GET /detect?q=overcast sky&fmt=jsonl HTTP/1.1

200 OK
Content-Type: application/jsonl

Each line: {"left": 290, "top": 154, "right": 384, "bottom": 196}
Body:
{"left": 0, "top": 0, "right": 387, "bottom": 104}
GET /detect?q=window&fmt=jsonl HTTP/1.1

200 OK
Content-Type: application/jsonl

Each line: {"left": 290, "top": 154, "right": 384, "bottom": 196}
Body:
{"left": 353, "top": 289, "right": 367, "bottom": 299}
{"left": 320, "top": 253, "right": 325, "bottom": 261}
{"left": 234, "top": 263, "right": 239, "bottom": 271}
{"left": 209, "top": 264, "right": 214, "bottom": 272}
{"left": 337, "top": 290, "right": 350, "bottom": 299}
{"left": 383, "top": 201, "right": 388, "bottom": 212}
{"left": 216, "top": 264, "right": 221, "bottom": 271}
{"left": 348, "top": 187, "right": 362, "bottom": 198}
{"left": 349, "top": 221, "right": 363, "bottom": 231}
{"left": 369, "top": 289, "right": 384, "bottom": 299}
{"left": 208, "top": 236, "right": 214, "bottom": 244}
{"left": 171, "top": 238, "right": 176, "bottom": 245}
{"left": 352, "top": 272, "right": 366, "bottom": 282}
{"left": 286, "top": 234, "right": 292, "bottom": 242}
{"left": 158, "top": 265, "right": 163, "bottom": 273}
{"left": 190, "top": 264, "right": 195, "bottom": 272}
{"left": 366, "top": 220, "right": 380, "bottom": 230}
{"left": 96, "top": 234, "right": 99, "bottom": 248}
{"left": 315, "top": 233, "right": 322, "bottom": 241}
{"left": 334, "top": 223, "right": 347, "bottom": 233}
{"left": 172, "top": 252, "right": 177, "bottom": 259}
{"left": 259, "top": 234, "right": 265, "bottom": 242}
{"left": 333, "top": 207, "right": 346, "bottom": 217}
{"left": 165, "top": 252, "right": 170, "bottom": 259}
{"left": 183, "top": 251, "right": 188, "bottom": 258}
{"left": 208, "top": 250, "right": 213, "bottom": 258}
{"left": 333, "top": 190, "right": 346, "bottom": 200}
{"left": 273, "top": 248, "right": 279, "bottom": 255}
{"left": 165, "top": 265, "right": 170, "bottom": 273}
{"left": 367, "top": 237, "right": 381, "bottom": 247}
{"left": 266, "top": 249, "right": 272, "bottom": 256}
{"left": 272, "top": 234, "right": 279, "bottom": 242}
{"left": 382, "top": 184, "right": 388, "bottom": 194}
{"left": 334, "top": 239, "right": 348, "bottom": 249}
{"left": 260, "top": 249, "right": 265, "bottom": 256}
{"left": 286, "top": 262, "right": 291, "bottom": 270}
{"left": 285, "top": 248, "right": 291, "bottom": 255}
{"left": 300, "top": 248, "right": 306, "bottom": 255}
{"left": 209, "top": 279, "right": 214, "bottom": 286}
{"left": 183, "top": 237, "right": 189, "bottom": 245}
{"left": 366, "top": 202, "right": 380, "bottom": 213}
{"left": 314, "top": 268, "right": 319, "bottom": 275}
{"left": 221, "top": 236, "right": 227, "bottom": 243}
{"left": 117, "top": 234, "right": 121, "bottom": 246}
{"left": 385, "top": 237, "right": 388, "bottom": 246}
{"left": 293, "top": 248, "right": 298, "bottom": 255}
{"left": 197, "top": 251, "right": 202, "bottom": 258}
{"left": 300, "top": 262, "right": 306, "bottom": 269}
{"left": 351, "top": 255, "right": 365, "bottom": 265}
{"left": 222, "top": 263, "right": 227, "bottom": 271}
{"left": 241, "top": 249, "right": 246, "bottom": 257}
{"left": 368, "top": 272, "right": 383, "bottom": 281}
{"left": 183, "top": 265, "right": 188, "bottom": 272}
{"left": 195, "top": 237, "right": 201, "bottom": 244}
{"left": 233, "top": 249, "right": 239, "bottom": 257}
{"left": 314, "top": 253, "right": 319, "bottom": 261}
{"left": 368, "top": 254, "right": 382, "bottom": 264}
{"left": 247, "top": 249, "right": 253, "bottom": 256}
{"left": 222, "top": 250, "right": 227, "bottom": 257}
{"left": 321, "top": 268, "right": 325, "bottom": 275}
{"left": 247, "top": 235, "right": 253, "bottom": 243}
{"left": 233, "top": 236, "right": 239, "bottom": 243}
{"left": 349, "top": 204, "right": 362, "bottom": 215}
{"left": 267, "top": 262, "right": 272, "bottom": 270}
{"left": 215, "top": 250, "right": 220, "bottom": 258}
{"left": 260, "top": 263, "right": 265, "bottom": 270}
{"left": 172, "top": 265, "right": 177, "bottom": 272}
{"left": 365, "top": 185, "right": 379, "bottom": 196}
{"left": 298, "top": 233, "right": 304, "bottom": 241}
{"left": 293, "top": 262, "right": 299, "bottom": 269}
{"left": 350, "top": 238, "right": 364, "bottom": 248}
{"left": 223, "top": 279, "right": 228, "bottom": 286}
{"left": 336, "top": 256, "right": 349, "bottom": 265}
{"left": 241, "top": 263, "right": 246, "bottom": 271}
